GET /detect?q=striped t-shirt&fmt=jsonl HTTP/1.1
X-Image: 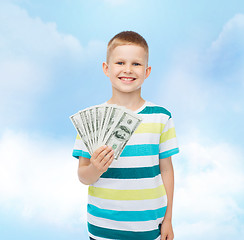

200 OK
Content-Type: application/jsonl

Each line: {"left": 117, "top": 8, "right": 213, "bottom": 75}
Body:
{"left": 72, "top": 101, "right": 180, "bottom": 240}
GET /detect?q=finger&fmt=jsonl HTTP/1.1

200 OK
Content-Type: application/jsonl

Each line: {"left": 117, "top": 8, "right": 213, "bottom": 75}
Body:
{"left": 96, "top": 146, "right": 112, "bottom": 162}
{"left": 99, "top": 154, "right": 114, "bottom": 173}
{"left": 103, "top": 154, "right": 114, "bottom": 168}
{"left": 92, "top": 145, "right": 107, "bottom": 160}
{"left": 101, "top": 149, "right": 114, "bottom": 165}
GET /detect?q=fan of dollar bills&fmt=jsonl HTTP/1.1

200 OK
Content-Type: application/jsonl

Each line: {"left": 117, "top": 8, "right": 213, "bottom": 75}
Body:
{"left": 70, "top": 104, "right": 143, "bottom": 160}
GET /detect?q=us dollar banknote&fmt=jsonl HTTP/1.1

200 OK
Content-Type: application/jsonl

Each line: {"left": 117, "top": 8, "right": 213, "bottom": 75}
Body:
{"left": 104, "top": 110, "right": 142, "bottom": 160}
{"left": 93, "top": 105, "right": 106, "bottom": 151}
{"left": 79, "top": 110, "right": 94, "bottom": 152}
{"left": 70, "top": 112, "right": 93, "bottom": 155}
{"left": 70, "top": 104, "right": 142, "bottom": 160}
{"left": 102, "top": 105, "right": 123, "bottom": 144}
{"left": 98, "top": 105, "right": 111, "bottom": 147}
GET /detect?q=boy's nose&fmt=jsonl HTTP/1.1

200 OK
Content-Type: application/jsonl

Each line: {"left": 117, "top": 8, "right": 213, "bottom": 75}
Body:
{"left": 124, "top": 65, "right": 132, "bottom": 73}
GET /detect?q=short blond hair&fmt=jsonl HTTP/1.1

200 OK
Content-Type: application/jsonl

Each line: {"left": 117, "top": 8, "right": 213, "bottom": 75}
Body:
{"left": 106, "top": 31, "right": 149, "bottom": 65}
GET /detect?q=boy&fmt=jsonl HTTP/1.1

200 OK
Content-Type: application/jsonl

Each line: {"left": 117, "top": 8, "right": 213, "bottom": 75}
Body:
{"left": 72, "top": 31, "right": 179, "bottom": 240}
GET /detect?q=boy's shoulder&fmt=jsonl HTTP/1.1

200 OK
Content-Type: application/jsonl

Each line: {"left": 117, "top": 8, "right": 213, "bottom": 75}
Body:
{"left": 140, "top": 100, "right": 172, "bottom": 118}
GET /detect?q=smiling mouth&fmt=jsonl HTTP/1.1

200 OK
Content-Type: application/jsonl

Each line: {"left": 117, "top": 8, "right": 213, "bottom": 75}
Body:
{"left": 119, "top": 77, "right": 136, "bottom": 81}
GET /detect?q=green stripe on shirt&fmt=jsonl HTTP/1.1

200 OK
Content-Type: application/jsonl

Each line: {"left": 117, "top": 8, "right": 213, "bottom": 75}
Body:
{"left": 101, "top": 165, "right": 160, "bottom": 179}
{"left": 139, "top": 106, "right": 171, "bottom": 118}
{"left": 88, "top": 222, "right": 161, "bottom": 240}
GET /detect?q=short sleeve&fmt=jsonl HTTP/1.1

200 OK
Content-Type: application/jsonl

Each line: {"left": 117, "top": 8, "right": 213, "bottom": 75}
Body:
{"left": 159, "top": 116, "right": 180, "bottom": 159}
{"left": 72, "top": 134, "right": 91, "bottom": 159}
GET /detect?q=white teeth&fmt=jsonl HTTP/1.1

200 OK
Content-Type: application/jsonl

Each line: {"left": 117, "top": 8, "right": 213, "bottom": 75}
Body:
{"left": 120, "top": 77, "right": 134, "bottom": 81}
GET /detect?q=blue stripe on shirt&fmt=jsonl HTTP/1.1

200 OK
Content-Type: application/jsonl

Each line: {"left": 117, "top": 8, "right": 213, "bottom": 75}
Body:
{"left": 88, "top": 203, "right": 167, "bottom": 221}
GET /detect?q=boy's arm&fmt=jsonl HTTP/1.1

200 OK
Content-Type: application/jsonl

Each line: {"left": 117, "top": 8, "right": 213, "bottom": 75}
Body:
{"left": 159, "top": 156, "right": 174, "bottom": 220}
{"left": 78, "top": 145, "right": 114, "bottom": 185}
{"left": 159, "top": 156, "right": 175, "bottom": 240}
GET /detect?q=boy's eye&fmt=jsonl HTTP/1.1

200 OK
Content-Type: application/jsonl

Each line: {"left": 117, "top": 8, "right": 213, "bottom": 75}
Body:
{"left": 116, "top": 62, "right": 141, "bottom": 66}
{"left": 133, "top": 63, "right": 140, "bottom": 66}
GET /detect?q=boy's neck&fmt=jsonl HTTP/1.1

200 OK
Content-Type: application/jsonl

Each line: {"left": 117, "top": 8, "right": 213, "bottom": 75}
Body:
{"left": 107, "top": 94, "right": 145, "bottom": 112}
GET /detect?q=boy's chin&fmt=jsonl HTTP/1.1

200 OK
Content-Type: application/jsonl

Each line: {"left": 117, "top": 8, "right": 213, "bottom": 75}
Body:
{"left": 112, "top": 86, "right": 142, "bottom": 94}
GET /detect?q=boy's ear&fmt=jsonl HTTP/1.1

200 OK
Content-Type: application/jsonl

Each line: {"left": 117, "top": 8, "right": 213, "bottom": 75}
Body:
{"left": 102, "top": 62, "right": 109, "bottom": 77}
{"left": 145, "top": 66, "right": 152, "bottom": 79}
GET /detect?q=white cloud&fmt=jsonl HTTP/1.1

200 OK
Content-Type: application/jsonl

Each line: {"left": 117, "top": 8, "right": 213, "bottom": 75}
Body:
{"left": 0, "top": 130, "right": 88, "bottom": 229}
{"left": 157, "top": 14, "right": 244, "bottom": 239}
{"left": 173, "top": 138, "right": 244, "bottom": 239}
{"left": 0, "top": 3, "right": 83, "bottom": 60}
{"left": 0, "top": 2, "right": 82, "bottom": 126}
{"left": 208, "top": 13, "right": 244, "bottom": 88}
{"left": 1, "top": 133, "right": 243, "bottom": 237}
{"left": 0, "top": 2, "right": 106, "bottom": 127}
{"left": 211, "top": 14, "right": 244, "bottom": 52}
{"left": 158, "top": 14, "right": 244, "bottom": 132}
{"left": 0, "top": 2, "right": 107, "bottom": 128}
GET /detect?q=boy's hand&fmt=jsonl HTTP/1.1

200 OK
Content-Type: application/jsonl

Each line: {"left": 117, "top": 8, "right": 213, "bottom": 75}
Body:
{"left": 161, "top": 219, "right": 174, "bottom": 240}
{"left": 90, "top": 145, "right": 114, "bottom": 174}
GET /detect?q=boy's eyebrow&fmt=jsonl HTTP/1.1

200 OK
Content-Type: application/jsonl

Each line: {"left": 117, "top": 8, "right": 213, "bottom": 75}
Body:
{"left": 114, "top": 57, "right": 144, "bottom": 62}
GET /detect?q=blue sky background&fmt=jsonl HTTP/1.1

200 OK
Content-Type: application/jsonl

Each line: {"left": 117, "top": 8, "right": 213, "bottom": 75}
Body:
{"left": 0, "top": 0, "right": 244, "bottom": 239}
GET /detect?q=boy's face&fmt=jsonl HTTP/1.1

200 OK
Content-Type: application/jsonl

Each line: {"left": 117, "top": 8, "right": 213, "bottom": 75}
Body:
{"left": 102, "top": 44, "right": 151, "bottom": 95}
